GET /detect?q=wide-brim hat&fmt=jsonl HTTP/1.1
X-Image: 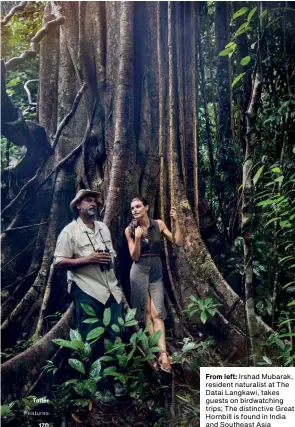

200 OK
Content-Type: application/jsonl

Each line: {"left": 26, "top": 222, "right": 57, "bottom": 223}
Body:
{"left": 70, "top": 189, "right": 102, "bottom": 213}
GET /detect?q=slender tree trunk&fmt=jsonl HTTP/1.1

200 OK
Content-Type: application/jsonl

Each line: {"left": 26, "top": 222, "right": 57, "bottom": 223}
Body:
{"left": 242, "top": 56, "right": 263, "bottom": 364}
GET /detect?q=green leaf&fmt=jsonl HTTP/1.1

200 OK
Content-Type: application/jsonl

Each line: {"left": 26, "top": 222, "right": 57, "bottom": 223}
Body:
{"left": 127, "top": 347, "right": 136, "bottom": 361}
{"left": 102, "top": 366, "right": 117, "bottom": 376}
{"left": 105, "top": 343, "right": 125, "bottom": 354}
{"left": 264, "top": 217, "right": 280, "bottom": 227}
{"left": 274, "top": 176, "right": 284, "bottom": 183}
{"left": 271, "top": 167, "right": 281, "bottom": 173}
{"left": 279, "top": 220, "right": 291, "bottom": 229}
{"left": 73, "top": 382, "right": 86, "bottom": 396}
{"left": 236, "top": 26, "right": 252, "bottom": 37}
{"left": 279, "top": 317, "right": 295, "bottom": 324}
{"left": 253, "top": 165, "right": 264, "bottom": 185}
{"left": 117, "top": 317, "right": 124, "bottom": 326}
{"left": 240, "top": 56, "right": 251, "bottom": 66}
{"left": 182, "top": 342, "right": 195, "bottom": 352}
{"left": 86, "top": 327, "right": 105, "bottom": 341}
{"left": 6, "top": 77, "right": 21, "bottom": 88}
{"left": 68, "top": 358, "right": 86, "bottom": 374}
{"left": 83, "top": 379, "right": 97, "bottom": 394}
{"left": 219, "top": 47, "right": 235, "bottom": 57}
{"left": 71, "top": 340, "right": 85, "bottom": 351}
{"left": 89, "top": 359, "right": 102, "bottom": 379}
{"left": 278, "top": 333, "right": 295, "bottom": 338}
{"left": 247, "top": 6, "right": 257, "bottom": 22}
{"left": 140, "top": 333, "right": 149, "bottom": 350}
{"left": 52, "top": 339, "right": 80, "bottom": 351}
{"left": 116, "top": 354, "right": 128, "bottom": 367}
{"left": 83, "top": 318, "right": 99, "bottom": 324}
{"left": 225, "top": 41, "right": 236, "bottom": 49}
{"left": 125, "top": 308, "right": 137, "bottom": 322}
{"left": 235, "top": 21, "right": 250, "bottom": 35}
{"left": 233, "top": 7, "right": 249, "bottom": 19}
{"left": 80, "top": 303, "right": 96, "bottom": 317}
{"left": 103, "top": 308, "right": 111, "bottom": 327}
{"left": 279, "top": 255, "right": 295, "bottom": 264}
{"left": 256, "top": 199, "right": 275, "bottom": 207}
{"left": 260, "top": 10, "right": 268, "bottom": 20}
{"left": 130, "top": 333, "right": 137, "bottom": 344}
{"left": 283, "top": 281, "right": 295, "bottom": 290}
{"left": 200, "top": 311, "right": 208, "bottom": 324}
{"left": 99, "top": 355, "right": 114, "bottom": 362}
{"left": 189, "top": 295, "right": 199, "bottom": 304}
{"left": 111, "top": 324, "right": 120, "bottom": 333}
{"left": 124, "top": 320, "right": 138, "bottom": 327}
{"left": 70, "top": 329, "right": 82, "bottom": 342}
{"left": 83, "top": 342, "right": 92, "bottom": 359}
{"left": 262, "top": 356, "right": 273, "bottom": 365}
{"left": 105, "top": 372, "right": 128, "bottom": 383}
{"left": 149, "top": 329, "right": 162, "bottom": 347}
{"left": 63, "top": 379, "right": 79, "bottom": 386}
{"left": 232, "top": 72, "right": 246, "bottom": 87}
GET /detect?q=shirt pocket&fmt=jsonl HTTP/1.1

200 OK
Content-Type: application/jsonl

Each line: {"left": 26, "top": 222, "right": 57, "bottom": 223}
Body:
{"left": 75, "top": 235, "right": 95, "bottom": 257}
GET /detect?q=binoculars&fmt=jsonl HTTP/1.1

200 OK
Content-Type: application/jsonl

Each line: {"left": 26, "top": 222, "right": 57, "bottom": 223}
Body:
{"left": 98, "top": 249, "right": 112, "bottom": 272}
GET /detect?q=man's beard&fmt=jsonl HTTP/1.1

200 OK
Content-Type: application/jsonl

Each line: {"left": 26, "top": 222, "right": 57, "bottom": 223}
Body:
{"left": 80, "top": 207, "right": 96, "bottom": 218}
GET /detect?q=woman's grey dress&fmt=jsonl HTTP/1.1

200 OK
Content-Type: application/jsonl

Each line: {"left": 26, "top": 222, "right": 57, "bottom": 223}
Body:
{"left": 130, "top": 219, "right": 167, "bottom": 323}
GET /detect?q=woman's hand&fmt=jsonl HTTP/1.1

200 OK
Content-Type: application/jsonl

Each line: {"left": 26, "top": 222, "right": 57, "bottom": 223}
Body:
{"left": 135, "top": 226, "right": 144, "bottom": 238}
{"left": 170, "top": 207, "right": 178, "bottom": 221}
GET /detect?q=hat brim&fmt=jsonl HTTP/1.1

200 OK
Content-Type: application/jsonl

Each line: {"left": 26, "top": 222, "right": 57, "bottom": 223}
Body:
{"left": 70, "top": 190, "right": 102, "bottom": 213}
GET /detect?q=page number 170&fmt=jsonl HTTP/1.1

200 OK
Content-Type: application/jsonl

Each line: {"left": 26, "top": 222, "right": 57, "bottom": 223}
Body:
{"left": 39, "top": 424, "right": 49, "bottom": 427}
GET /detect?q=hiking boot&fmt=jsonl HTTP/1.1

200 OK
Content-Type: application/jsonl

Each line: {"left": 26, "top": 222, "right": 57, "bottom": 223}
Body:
{"left": 113, "top": 381, "right": 127, "bottom": 397}
{"left": 98, "top": 389, "right": 117, "bottom": 406}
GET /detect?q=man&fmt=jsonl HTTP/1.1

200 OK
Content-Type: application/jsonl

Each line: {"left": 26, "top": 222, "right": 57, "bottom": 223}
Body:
{"left": 54, "top": 189, "right": 126, "bottom": 405}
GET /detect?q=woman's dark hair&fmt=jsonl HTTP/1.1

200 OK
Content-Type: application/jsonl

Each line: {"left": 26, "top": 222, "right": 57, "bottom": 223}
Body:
{"left": 131, "top": 196, "right": 149, "bottom": 206}
{"left": 128, "top": 196, "right": 149, "bottom": 237}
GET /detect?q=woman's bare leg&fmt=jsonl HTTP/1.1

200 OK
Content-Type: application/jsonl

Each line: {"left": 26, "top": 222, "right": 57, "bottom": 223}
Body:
{"left": 145, "top": 295, "right": 154, "bottom": 335}
{"left": 150, "top": 299, "right": 171, "bottom": 371}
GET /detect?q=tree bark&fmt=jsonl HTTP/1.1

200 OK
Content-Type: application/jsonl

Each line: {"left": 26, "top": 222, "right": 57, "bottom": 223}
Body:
{"left": 1, "top": 1, "right": 272, "bottom": 399}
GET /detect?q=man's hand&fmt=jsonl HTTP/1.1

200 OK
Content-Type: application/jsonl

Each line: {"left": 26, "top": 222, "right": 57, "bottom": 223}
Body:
{"left": 135, "top": 226, "right": 144, "bottom": 239}
{"left": 87, "top": 251, "right": 111, "bottom": 265}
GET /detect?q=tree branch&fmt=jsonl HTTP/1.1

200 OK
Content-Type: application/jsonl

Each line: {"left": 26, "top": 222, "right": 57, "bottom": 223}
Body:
{"left": 5, "top": 16, "right": 65, "bottom": 71}
{"left": 16, "top": 100, "right": 98, "bottom": 216}
{"left": 1, "top": 83, "right": 87, "bottom": 218}
{"left": 52, "top": 82, "right": 88, "bottom": 150}
{"left": 2, "top": 221, "right": 48, "bottom": 234}
{"left": 1, "top": 162, "right": 44, "bottom": 217}
{"left": 0, "top": 1, "right": 28, "bottom": 26}
{"left": 24, "top": 79, "right": 38, "bottom": 106}
{"left": 1, "top": 304, "right": 74, "bottom": 399}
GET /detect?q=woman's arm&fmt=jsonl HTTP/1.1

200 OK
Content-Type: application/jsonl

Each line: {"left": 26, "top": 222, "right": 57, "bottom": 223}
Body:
{"left": 157, "top": 207, "right": 183, "bottom": 246}
{"left": 125, "top": 227, "right": 143, "bottom": 261}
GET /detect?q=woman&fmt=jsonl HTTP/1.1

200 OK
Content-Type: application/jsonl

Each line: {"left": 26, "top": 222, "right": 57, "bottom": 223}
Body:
{"left": 125, "top": 197, "right": 183, "bottom": 372}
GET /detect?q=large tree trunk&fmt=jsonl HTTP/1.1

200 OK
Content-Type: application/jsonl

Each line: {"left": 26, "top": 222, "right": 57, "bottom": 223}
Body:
{"left": 1, "top": 1, "right": 271, "bottom": 400}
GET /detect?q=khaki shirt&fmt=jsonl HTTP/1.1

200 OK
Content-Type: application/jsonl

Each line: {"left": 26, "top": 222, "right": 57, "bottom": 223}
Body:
{"left": 54, "top": 217, "right": 122, "bottom": 305}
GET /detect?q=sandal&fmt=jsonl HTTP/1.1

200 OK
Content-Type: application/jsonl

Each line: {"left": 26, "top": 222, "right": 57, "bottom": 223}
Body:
{"left": 158, "top": 351, "right": 172, "bottom": 373}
